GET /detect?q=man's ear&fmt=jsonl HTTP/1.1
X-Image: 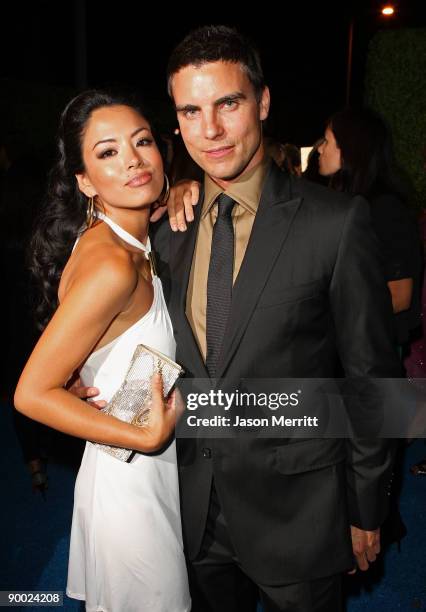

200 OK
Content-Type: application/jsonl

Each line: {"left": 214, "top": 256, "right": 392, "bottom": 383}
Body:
{"left": 259, "top": 86, "right": 270, "bottom": 121}
{"left": 75, "top": 173, "right": 96, "bottom": 198}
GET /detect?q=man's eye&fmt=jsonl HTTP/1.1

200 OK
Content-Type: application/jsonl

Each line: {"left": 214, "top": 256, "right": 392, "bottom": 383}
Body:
{"left": 184, "top": 109, "right": 198, "bottom": 119}
{"left": 221, "top": 100, "right": 238, "bottom": 110}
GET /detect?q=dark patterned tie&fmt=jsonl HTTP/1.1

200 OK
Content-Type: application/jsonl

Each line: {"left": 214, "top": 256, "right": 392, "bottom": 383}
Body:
{"left": 206, "top": 193, "right": 236, "bottom": 378}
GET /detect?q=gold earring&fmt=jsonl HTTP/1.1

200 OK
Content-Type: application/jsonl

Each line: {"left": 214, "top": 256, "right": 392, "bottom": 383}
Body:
{"left": 159, "top": 174, "right": 170, "bottom": 204}
{"left": 86, "top": 196, "right": 96, "bottom": 228}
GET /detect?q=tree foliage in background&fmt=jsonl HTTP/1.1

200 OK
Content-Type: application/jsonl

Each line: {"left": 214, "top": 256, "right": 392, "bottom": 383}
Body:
{"left": 365, "top": 28, "right": 426, "bottom": 211}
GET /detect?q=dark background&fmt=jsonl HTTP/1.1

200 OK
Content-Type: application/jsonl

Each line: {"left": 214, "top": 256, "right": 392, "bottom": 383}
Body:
{"left": 1, "top": 10, "right": 425, "bottom": 608}
{"left": 1, "top": 0, "right": 425, "bottom": 146}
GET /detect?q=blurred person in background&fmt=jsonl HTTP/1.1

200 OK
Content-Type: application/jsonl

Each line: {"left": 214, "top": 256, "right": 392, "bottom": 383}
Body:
{"left": 318, "top": 107, "right": 422, "bottom": 352}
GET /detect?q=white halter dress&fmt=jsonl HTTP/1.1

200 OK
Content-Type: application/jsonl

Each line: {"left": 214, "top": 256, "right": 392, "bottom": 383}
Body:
{"left": 66, "top": 214, "right": 190, "bottom": 612}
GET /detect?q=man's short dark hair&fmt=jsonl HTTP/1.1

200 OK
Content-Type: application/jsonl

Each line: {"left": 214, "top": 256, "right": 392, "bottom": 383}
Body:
{"left": 167, "top": 25, "right": 265, "bottom": 101}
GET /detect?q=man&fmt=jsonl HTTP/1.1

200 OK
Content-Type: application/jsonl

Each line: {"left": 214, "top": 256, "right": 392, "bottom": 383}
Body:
{"left": 152, "top": 25, "right": 400, "bottom": 612}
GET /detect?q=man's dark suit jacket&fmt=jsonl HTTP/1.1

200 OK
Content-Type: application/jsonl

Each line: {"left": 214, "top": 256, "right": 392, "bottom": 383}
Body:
{"left": 153, "top": 162, "right": 401, "bottom": 585}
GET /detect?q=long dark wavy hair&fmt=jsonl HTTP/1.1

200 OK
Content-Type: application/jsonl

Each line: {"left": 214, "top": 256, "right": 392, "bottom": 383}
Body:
{"left": 30, "top": 90, "right": 154, "bottom": 330}
{"left": 327, "top": 107, "right": 405, "bottom": 200}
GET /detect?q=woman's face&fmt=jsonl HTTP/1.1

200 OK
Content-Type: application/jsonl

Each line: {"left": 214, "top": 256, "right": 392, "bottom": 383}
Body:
{"left": 318, "top": 126, "right": 342, "bottom": 176}
{"left": 76, "top": 105, "right": 164, "bottom": 212}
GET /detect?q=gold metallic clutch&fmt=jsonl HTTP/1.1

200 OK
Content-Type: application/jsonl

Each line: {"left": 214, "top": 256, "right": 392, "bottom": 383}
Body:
{"left": 95, "top": 344, "right": 184, "bottom": 462}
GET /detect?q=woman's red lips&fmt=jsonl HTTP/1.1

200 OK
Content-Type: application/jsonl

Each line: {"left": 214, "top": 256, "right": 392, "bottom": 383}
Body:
{"left": 126, "top": 172, "right": 152, "bottom": 187}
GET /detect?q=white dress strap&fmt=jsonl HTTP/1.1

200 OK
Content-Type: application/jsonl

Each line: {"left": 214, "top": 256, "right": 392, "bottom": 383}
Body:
{"left": 96, "top": 211, "right": 151, "bottom": 256}
{"left": 96, "top": 212, "right": 157, "bottom": 277}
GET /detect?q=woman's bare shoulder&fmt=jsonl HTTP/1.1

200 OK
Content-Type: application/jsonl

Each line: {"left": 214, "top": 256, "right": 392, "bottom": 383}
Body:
{"left": 61, "top": 226, "right": 138, "bottom": 302}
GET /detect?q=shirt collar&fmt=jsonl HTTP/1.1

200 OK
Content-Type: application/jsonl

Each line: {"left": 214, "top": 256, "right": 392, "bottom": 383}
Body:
{"left": 202, "top": 156, "right": 270, "bottom": 218}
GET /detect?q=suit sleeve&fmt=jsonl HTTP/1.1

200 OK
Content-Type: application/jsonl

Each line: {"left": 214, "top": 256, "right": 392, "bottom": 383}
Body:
{"left": 329, "top": 195, "right": 401, "bottom": 530}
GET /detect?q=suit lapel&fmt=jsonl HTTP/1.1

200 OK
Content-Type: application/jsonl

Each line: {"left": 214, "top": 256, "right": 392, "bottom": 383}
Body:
{"left": 216, "top": 164, "right": 302, "bottom": 378}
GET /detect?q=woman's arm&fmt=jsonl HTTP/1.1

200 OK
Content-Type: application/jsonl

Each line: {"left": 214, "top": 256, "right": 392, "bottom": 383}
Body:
{"left": 369, "top": 194, "right": 418, "bottom": 315}
{"left": 14, "top": 247, "right": 176, "bottom": 453}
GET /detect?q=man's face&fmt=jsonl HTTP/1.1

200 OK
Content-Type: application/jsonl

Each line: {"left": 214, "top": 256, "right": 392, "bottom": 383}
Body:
{"left": 171, "top": 61, "right": 270, "bottom": 186}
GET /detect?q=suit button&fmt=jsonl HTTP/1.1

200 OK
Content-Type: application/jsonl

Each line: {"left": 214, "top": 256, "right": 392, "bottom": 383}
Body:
{"left": 202, "top": 447, "right": 212, "bottom": 458}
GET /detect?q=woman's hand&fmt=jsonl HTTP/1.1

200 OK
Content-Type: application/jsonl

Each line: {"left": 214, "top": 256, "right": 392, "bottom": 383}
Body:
{"left": 67, "top": 373, "right": 184, "bottom": 453}
{"left": 150, "top": 179, "right": 200, "bottom": 231}
{"left": 134, "top": 373, "right": 185, "bottom": 452}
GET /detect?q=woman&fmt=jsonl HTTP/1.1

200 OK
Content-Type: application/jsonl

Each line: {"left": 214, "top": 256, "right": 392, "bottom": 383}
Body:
{"left": 14, "top": 90, "right": 191, "bottom": 611}
{"left": 317, "top": 107, "right": 423, "bottom": 548}
{"left": 317, "top": 108, "right": 422, "bottom": 348}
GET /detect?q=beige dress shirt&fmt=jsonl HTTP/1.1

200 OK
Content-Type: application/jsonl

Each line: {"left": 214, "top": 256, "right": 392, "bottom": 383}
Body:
{"left": 185, "top": 158, "right": 270, "bottom": 360}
